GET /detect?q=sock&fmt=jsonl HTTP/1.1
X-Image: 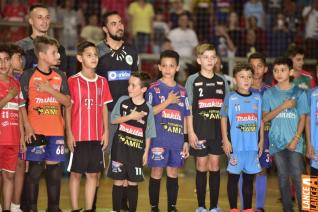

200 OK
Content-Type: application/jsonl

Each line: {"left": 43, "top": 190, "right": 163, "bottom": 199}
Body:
{"left": 127, "top": 185, "right": 138, "bottom": 212}
{"left": 20, "top": 176, "right": 29, "bottom": 212}
{"left": 242, "top": 173, "right": 255, "bottom": 209}
{"left": 45, "top": 163, "right": 62, "bottom": 212}
{"left": 11, "top": 203, "right": 20, "bottom": 211}
{"left": 149, "top": 177, "right": 161, "bottom": 208}
{"left": 227, "top": 173, "right": 240, "bottom": 209}
{"left": 209, "top": 170, "right": 220, "bottom": 209}
{"left": 112, "top": 185, "right": 124, "bottom": 212}
{"left": 196, "top": 170, "right": 207, "bottom": 208}
{"left": 166, "top": 176, "right": 178, "bottom": 211}
{"left": 121, "top": 186, "right": 128, "bottom": 210}
{"left": 239, "top": 174, "right": 244, "bottom": 210}
{"left": 92, "top": 186, "right": 99, "bottom": 211}
{"left": 255, "top": 175, "right": 267, "bottom": 209}
{"left": 27, "top": 161, "right": 44, "bottom": 212}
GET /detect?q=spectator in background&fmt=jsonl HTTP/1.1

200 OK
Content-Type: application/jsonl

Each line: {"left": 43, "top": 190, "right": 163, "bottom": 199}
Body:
{"left": 80, "top": 14, "right": 104, "bottom": 44}
{"left": 266, "top": 0, "right": 282, "bottom": 29}
{"left": 302, "top": 0, "right": 318, "bottom": 58}
{"left": 169, "top": 0, "right": 192, "bottom": 29}
{"left": 246, "top": 16, "right": 267, "bottom": 53}
{"left": 213, "top": 0, "right": 233, "bottom": 24}
{"left": 212, "top": 24, "right": 236, "bottom": 58}
{"left": 101, "top": 0, "right": 130, "bottom": 25}
{"left": 284, "top": 0, "right": 300, "bottom": 41}
{"left": 128, "top": 0, "right": 154, "bottom": 53}
{"left": 227, "top": 11, "right": 243, "bottom": 48}
{"left": 243, "top": 0, "right": 265, "bottom": 30}
{"left": 214, "top": 55, "right": 235, "bottom": 89}
{"left": 236, "top": 29, "right": 262, "bottom": 57}
{"left": 192, "top": 0, "right": 212, "bottom": 42}
{"left": 153, "top": 9, "right": 170, "bottom": 54}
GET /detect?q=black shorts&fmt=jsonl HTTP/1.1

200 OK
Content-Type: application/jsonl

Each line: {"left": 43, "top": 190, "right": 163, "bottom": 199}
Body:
{"left": 107, "top": 160, "right": 144, "bottom": 182}
{"left": 190, "top": 139, "right": 224, "bottom": 157}
{"left": 67, "top": 141, "right": 104, "bottom": 173}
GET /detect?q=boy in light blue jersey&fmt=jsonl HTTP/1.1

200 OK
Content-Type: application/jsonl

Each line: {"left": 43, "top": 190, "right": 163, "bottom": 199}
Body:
{"left": 262, "top": 57, "right": 309, "bottom": 212}
{"left": 221, "top": 62, "right": 263, "bottom": 212}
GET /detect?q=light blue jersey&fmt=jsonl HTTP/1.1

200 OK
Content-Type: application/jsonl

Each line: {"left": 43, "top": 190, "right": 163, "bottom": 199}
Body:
{"left": 262, "top": 84, "right": 309, "bottom": 155}
{"left": 308, "top": 87, "right": 318, "bottom": 168}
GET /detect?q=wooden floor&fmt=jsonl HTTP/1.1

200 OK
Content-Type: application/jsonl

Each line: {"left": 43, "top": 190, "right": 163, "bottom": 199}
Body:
{"left": 35, "top": 156, "right": 297, "bottom": 212}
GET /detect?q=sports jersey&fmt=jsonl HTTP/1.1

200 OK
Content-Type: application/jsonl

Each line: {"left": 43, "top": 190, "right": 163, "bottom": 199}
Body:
{"left": 16, "top": 36, "right": 67, "bottom": 73}
{"left": 20, "top": 67, "right": 70, "bottom": 136}
{"left": 308, "top": 87, "right": 318, "bottom": 152}
{"left": 220, "top": 91, "right": 262, "bottom": 152}
{"left": 185, "top": 72, "right": 228, "bottom": 141}
{"left": 96, "top": 41, "right": 138, "bottom": 111}
{"left": 110, "top": 96, "right": 156, "bottom": 166}
{"left": 146, "top": 80, "right": 191, "bottom": 149}
{"left": 272, "top": 70, "right": 316, "bottom": 90}
{"left": 0, "top": 78, "right": 25, "bottom": 145}
{"left": 262, "top": 84, "right": 309, "bottom": 155}
{"left": 68, "top": 72, "right": 113, "bottom": 142}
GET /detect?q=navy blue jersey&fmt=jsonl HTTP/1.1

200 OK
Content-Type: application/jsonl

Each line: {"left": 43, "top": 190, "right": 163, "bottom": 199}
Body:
{"left": 185, "top": 73, "right": 228, "bottom": 141}
{"left": 96, "top": 41, "right": 138, "bottom": 111}
{"left": 146, "top": 80, "right": 191, "bottom": 149}
{"left": 220, "top": 91, "right": 262, "bottom": 152}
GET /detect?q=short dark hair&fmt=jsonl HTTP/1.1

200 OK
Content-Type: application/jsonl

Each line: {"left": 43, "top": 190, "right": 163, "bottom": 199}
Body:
{"left": 287, "top": 45, "right": 305, "bottom": 58}
{"left": 273, "top": 57, "right": 293, "bottom": 69}
{"left": 77, "top": 41, "right": 97, "bottom": 55}
{"left": 103, "top": 11, "right": 119, "bottom": 25}
{"left": 131, "top": 72, "right": 151, "bottom": 88}
{"left": 159, "top": 50, "right": 179, "bottom": 65}
{"left": 8, "top": 44, "right": 24, "bottom": 57}
{"left": 233, "top": 62, "right": 254, "bottom": 77}
{"left": 33, "top": 36, "right": 59, "bottom": 58}
{"left": 29, "top": 4, "right": 48, "bottom": 13}
{"left": 0, "top": 44, "right": 10, "bottom": 55}
{"left": 248, "top": 52, "right": 266, "bottom": 65}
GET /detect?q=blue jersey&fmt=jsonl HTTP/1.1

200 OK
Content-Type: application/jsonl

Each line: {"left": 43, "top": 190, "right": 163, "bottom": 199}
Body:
{"left": 308, "top": 87, "right": 318, "bottom": 152}
{"left": 262, "top": 84, "right": 309, "bottom": 155}
{"left": 220, "top": 91, "right": 262, "bottom": 152}
{"left": 146, "top": 80, "right": 191, "bottom": 149}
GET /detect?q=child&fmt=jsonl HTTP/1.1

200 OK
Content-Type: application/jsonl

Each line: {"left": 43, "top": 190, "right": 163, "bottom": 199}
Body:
{"left": 185, "top": 43, "right": 228, "bottom": 212}
{"left": 221, "top": 62, "right": 263, "bottom": 212}
{"left": 107, "top": 72, "right": 156, "bottom": 212}
{"left": 262, "top": 57, "right": 309, "bottom": 211}
{"left": 8, "top": 44, "right": 24, "bottom": 80}
{"left": 19, "top": 36, "right": 71, "bottom": 212}
{"left": 146, "top": 50, "right": 190, "bottom": 212}
{"left": 66, "top": 41, "right": 113, "bottom": 211}
{"left": 0, "top": 44, "right": 25, "bottom": 212}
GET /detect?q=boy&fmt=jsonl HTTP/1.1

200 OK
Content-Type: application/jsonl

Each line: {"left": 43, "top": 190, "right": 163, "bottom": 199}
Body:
{"left": 0, "top": 44, "right": 25, "bottom": 212}
{"left": 185, "top": 43, "right": 228, "bottom": 212}
{"left": 19, "top": 36, "right": 71, "bottom": 212}
{"left": 66, "top": 41, "right": 112, "bottom": 211}
{"left": 107, "top": 72, "right": 156, "bottom": 212}
{"left": 262, "top": 57, "right": 309, "bottom": 211}
{"left": 146, "top": 50, "right": 190, "bottom": 212}
{"left": 221, "top": 62, "right": 263, "bottom": 212}
{"left": 8, "top": 44, "right": 24, "bottom": 80}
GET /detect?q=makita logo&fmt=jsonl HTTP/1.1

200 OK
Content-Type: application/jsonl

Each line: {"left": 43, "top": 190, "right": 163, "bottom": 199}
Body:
{"left": 35, "top": 97, "right": 58, "bottom": 104}
{"left": 162, "top": 109, "right": 181, "bottom": 120}
{"left": 198, "top": 98, "right": 223, "bottom": 108}
{"left": 236, "top": 113, "right": 257, "bottom": 122}
{"left": 119, "top": 123, "right": 143, "bottom": 137}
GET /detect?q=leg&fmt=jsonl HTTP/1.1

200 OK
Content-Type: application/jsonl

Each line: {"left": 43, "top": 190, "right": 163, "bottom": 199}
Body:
{"left": 242, "top": 173, "right": 255, "bottom": 210}
{"left": 207, "top": 154, "right": 221, "bottom": 210}
{"left": 113, "top": 180, "right": 125, "bottom": 212}
{"left": 26, "top": 161, "right": 44, "bottom": 212}
{"left": 196, "top": 156, "right": 208, "bottom": 209}
{"left": 255, "top": 169, "right": 267, "bottom": 210}
{"left": 238, "top": 174, "right": 244, "bottom": 210}
{"left": 92, "top": 172, "right": 101, "bottom": 212}
{"left": 149, "top": 167, "right": 163, "bottom": 211}
{"left": 85, "top": 173, "right": 98, "bottom": 210}
{"left": 121, "top": 180, "right": 128, "bottom": 211}
{"left": 45, "top": 162, "right": 62, "bottom": 212}
{"left": 69, "top": 172, "right": 82, "bottom": 210}
{"left": 2, "top": 171, "right": 15, "bottom": 210}
{"left": 12, "top": 159, "right": 26, "bottom": 207}
{"left": 227, "top": 173, "right": 240, "bottom": 209}
{"left": 127, "top": 181, "right": 138, "bottom": 212}
{"left": 166, "top": 167, "right": 178, "bottom": 212}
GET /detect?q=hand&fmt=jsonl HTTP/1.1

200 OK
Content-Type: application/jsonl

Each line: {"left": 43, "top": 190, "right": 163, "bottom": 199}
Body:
{"left": 182, "top": 142, "right": 190, "bottom": 159}
{"left": 129, "top": 109, "right": 146, "bottom": 121}
{"left": 67, "top": 131, "right": 76, "bottom": 152}
{"left": 143, "top": 151, "right": 148, "bottom": 166}
{"left": 222, "top": 140, "right": 232, "bottom": 156}
{"left": 34, "top": 81, "right": 53, "bottom": 93}
{"left": 7, "top": 87, "right": 18, "bottom": 99}
{"left": 281, "top": 98, "right": 296, "bottom": 110}
{"left": 286, "top": 137, "right": 298, "bottom": 151}
{"left": 258, "top": 140, "right": 264, "bottom": 158}
{"left": 216, "top": 25, "right": 228, "bottom": 36}
{"left": 167, "top": 91, "right": 180, "bottom": 105}
{"left": 306, "top": 143, "right": 315, "bottom": 159}
{"left": 24, "top": 124, "right": 36, "bottom": 144}
{"left": 101, "top": 131, "right": 109, "bottom": 151}
{"left": 20, "top": 136, "right": 26, "bottom": 153}
{"left": 188, "top": 132, "right": 198, "bottom": 149}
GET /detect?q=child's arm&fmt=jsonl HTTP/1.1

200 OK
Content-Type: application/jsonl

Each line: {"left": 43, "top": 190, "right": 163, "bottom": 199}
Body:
{"left": 263, "top": 98, "right": 296, "bottom": 122}
{"left": 19, "top": 108, "right": 25, "bottom": 152}
{"left": 221, "top": 116, "right": 231, "bottom": 156}
{"left": 182, "top": 117, "right": 190, "bottom": 159}
{"left": 101, "top": 104, "right": 109, "bottom": 151}
{"left": 152, "top": 91, "right": 180, "bottom": 115}
{"left": 0, "top": 87, "right": 18, "bottom": 109}
{"left": 287, "top": 114, "right": 306, "bottom": 151}
{"left": 21, "top": 106, "right": 36, "bottom": 143}
{"left": 187, "top": 112, "right": 198, "bottom": 149}
{"left": 143, "top": 138, "right": 151, "bottom": 166}
{"left": 65, "top": 104, "right": 76, "bottom": 152}
{"left": 305, "top": 115, "right": 314, "bottom": 158}
{"left": 111, "top": 109, "right": 145, "bottom": 124}
{"left": 258, "top": 121, "right": 264, "bottom": 157}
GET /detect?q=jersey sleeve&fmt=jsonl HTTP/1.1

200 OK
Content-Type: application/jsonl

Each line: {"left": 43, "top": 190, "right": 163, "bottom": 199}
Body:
{"left": 183, "top": 92, "right": 191, "bottom": 117}
{"left": 146, "top": 104, "right": 157, "bottom": 139}
{"left": 102, "top": 78, "right": 113, "bottom": 104}
{"left": 185, "top": 74, "right": 196, "bottom": 106}
{"left": 297, "top": 90, "right": 310, "bottom": 115}
{"left": 111, "top": 96, "right": 128, "bottom": 122}
{"left": 220, "top": 93, "right": 230, "bottom": 117}
{"left": 67, "top": 77, "right": 75, "bottom": 104}
{"left": 145, "top": 87, "right": 154, "bottom": 105}
{"left": 19, "top": 68, "right": 34, "bottom": 102}
{"left": 262, "top": 90, "right": 271, "bottom": 112}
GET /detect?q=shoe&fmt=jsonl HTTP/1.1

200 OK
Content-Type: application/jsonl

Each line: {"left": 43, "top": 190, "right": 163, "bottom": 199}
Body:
{"left": 255, "top": 208, "right": 265, "bottom": 212}
{"left": 196, "top": 207, "right": 207, "bottom": 212}
{"left": 209, "top": 207, "right": 221, "bottom": 212}
{"left": 11, "top": 204, "right": 23, "bottom": 212}
{"left": 151, "top": 206, "right": 160, "bottom": 212}
{"left": 230, "top": 209, "right": 239, "bottom": 212}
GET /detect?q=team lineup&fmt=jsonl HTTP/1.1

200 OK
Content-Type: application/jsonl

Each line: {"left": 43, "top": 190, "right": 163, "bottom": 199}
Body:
{"left": 0, "top": 3, "right": 318, "bottom": 212}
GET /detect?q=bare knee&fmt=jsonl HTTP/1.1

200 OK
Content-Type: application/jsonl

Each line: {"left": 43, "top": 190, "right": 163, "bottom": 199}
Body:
{"left": 151, "top": 167, "right": 164, "bottom": 179}
{"left": 196, "top": 156, "right": 208, "bottom": 171}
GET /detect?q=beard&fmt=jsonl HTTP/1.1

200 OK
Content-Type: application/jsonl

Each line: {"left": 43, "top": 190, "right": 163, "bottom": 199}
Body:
{"left": 108, "top": 30, "right": 124, "bottom": 41}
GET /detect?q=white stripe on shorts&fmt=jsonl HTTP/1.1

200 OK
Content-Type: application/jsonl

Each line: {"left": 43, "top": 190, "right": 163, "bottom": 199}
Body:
{"left": 67, "top": 152, "right": 74, "bottom": 172}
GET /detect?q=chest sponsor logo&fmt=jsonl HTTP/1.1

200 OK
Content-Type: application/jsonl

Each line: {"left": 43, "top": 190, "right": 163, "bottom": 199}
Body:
{"left": 206, "top": 83, "right": 215, "bottom": 86}
{"left": 194, "top": 82, "right": 203, "bottom": 86}
{"left": 162, "top": 109, "right": 181, "bottom": 120}
{"left": 119, "top": 123, "right": 143, "bottom": 137}
{"left": 236, "top": 113, "right": 257, "bottom": 122}
{"left": 277, "top": 111, "right": 297, "bottom": 119}
{"left": 216, "top": 81, "right": 224, "bottom": 85}
{"left": 35, "top": 97, "right": 58, "bottom": 104}
{"left": 107, "top": 70, "right": 131, "bottom": 81}
{"left": 216, "top": 89, "right": 223, "bottom": 94}
{"left": 198, "top": 98, "right": 223, "bottom": 108}
{"left": 84, "top": 98, "right": 94, "bottom": 109}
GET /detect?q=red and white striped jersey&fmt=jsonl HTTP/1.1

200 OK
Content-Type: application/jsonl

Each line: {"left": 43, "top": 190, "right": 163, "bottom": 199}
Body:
{"left": 68, "top": 72, "right": 112, "bottom": 142}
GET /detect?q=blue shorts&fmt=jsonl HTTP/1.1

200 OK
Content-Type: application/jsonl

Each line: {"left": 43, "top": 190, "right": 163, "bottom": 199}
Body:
{"left": 148, "top": 147, "right": 184, "bottom": 168}
{"left": 26, "top": 136, "right": 65, "bottom": 162}
{"left": 258, "top": 137, "right": 272, "bottom": 168}
{"left": 227, "top": 151, "right": 261, "bottom": 174}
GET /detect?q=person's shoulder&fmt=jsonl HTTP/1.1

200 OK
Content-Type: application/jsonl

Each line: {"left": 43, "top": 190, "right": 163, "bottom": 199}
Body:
{"left": 16, "top": 37, "right": 33, "bottom": 51}
{"left": 96, "top": 41, "right": 111, "bottom": 58}
{"left": 187, "top": 73, "right": 200, "bottom": 81}
{"left": 148, "top": 80, "right": 161, "bottom": 89}
{"left": 52, "top": 68, "right": 67, "bottom": 78}
{"left": 177, "top": 83, "right": 186, "bottom": 92}
{"left": 301, "top": 69, "right": 314, "bottom": 79}
{"left": 118, "top": 95, "right": 130, "bottom": 104}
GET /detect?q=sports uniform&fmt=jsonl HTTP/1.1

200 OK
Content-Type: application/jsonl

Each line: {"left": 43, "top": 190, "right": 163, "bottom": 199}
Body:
{"left": 146, "top": 80, "right": 190, "bottom": 167}
{"left": 67, "top": 72, "right": 112, "bottom": 173}
{"left": 308, "top": 87, "right": 318, "bottom": 174}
